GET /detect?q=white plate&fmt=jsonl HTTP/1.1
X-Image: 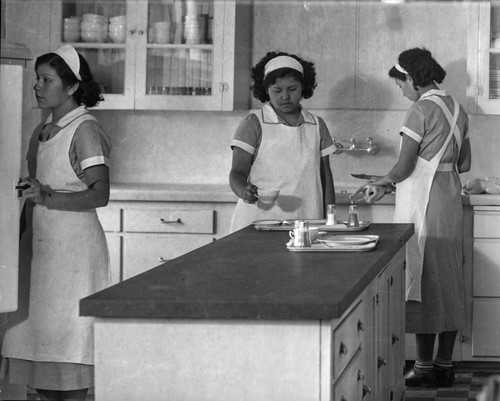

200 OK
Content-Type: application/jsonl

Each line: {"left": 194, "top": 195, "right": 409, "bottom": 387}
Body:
{"left": 317, "top": 234, "right": 379, "bottom": 246}
{"left": 253, "top": 219, "right": 282, "bottom": 226}
{"left": 288, "top": 239, "right": 378, "bottom": 252}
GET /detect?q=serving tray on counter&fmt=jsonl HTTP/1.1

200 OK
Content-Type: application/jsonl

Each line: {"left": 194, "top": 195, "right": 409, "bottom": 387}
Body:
{"left": 287, "top": 235, "right": 379, "bottom": 252}
{"left": 253, "top": 219, "right": 371, "bottom": 232}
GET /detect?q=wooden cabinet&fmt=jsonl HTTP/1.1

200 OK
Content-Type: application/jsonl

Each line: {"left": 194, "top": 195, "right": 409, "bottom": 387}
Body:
{"left": 467, "top": 1, "right": 500, "bottom": 115}
{"left": 48, "top": 0, "right": 251, "bottom": 110}
{"left": 251, "top": 1, "right": 468, "bottom": 110}
{"left": 97, "top": 200, "right": 235, "bottom": 281}
{"left": 462, "top": 206, "right": 500, "bottom": 360}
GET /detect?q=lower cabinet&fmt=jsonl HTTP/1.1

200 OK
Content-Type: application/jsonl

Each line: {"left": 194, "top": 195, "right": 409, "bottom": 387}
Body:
{"left": 97, "top": 200, "right": 236, "bottom": 282}
{"left": 461, "top": 206, "right": 500, "bottom": 361}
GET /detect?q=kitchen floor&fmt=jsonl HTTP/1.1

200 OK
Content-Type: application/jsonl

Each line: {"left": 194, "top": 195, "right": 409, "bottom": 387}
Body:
{"left": 25, "top": 370, "right": 500, "bottom": 401}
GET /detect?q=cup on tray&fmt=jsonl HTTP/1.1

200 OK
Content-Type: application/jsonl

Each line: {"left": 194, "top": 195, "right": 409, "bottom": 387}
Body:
{"left": 289, "top": 221, "right": 315, "bottom": 247}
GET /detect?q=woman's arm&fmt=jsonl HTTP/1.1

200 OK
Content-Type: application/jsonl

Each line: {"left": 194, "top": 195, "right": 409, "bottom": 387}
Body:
{"left": 320, "top": 156, "right": 335, "bottom": 215}
{"left": 229, "top": 147, "right": 258, "bottom": 203}
{"left": 22, "top": 164, "right": 110, "bottom": 210}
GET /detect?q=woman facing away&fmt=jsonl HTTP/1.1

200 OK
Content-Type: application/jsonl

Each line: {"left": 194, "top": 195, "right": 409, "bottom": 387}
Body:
{"left": 229, "top": 51, "right": 339, "bottom": 232}
{"left": 1, "top": 44, "right": 111, "bottom": 401}
{"left": 351, "top": 47, "right": 471, "bottom": 388}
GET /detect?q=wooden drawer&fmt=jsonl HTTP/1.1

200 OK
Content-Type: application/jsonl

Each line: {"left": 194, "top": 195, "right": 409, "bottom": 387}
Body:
{"left": 473, "top": 240, "right": 500, "bottom": 296}
{"left": 474, "top": 211, "right": 500, "bottom": 238}
{"left": 96, "top": 207, "right": 121, "bottom": 232}
{"left": 333, "top": 300, "right": 364, "bottom": 379}
{"left": 124, "top": 209, "right": 214, "bottom": 234}
{"left": 472, "top": 301, "right": 500, "bottom": 357}
{"left": 123, "top": 235, "right": 213, "bottom": 279}
{"left": 333, "top": 349, "right": 365, "bottom": 401}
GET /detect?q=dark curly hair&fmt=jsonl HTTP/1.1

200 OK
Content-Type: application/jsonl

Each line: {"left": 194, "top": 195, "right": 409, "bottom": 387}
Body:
{"left": 250, "top": 51, "right": 317, "bottom": 103}
{"left": 35, "top": 51, "right": 104, "bottom": 108}
{"left": 388, "top": 47, "right": 446, "bottom": 90}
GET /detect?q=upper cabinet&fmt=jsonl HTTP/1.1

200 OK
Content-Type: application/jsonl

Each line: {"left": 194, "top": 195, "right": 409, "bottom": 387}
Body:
{"left": 251, "top": 1, "right": 469, "bottom": 111}
{"left": 50, "top": 0, "right": 251, "bottom": 110}
{"left": 467, "top": 1, "right": 500, "bottom": 115}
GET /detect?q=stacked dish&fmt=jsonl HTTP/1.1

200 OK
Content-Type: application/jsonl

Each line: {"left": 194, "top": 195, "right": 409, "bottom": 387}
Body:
{"left": 63, "top": 17, "right": 80, "bottom": 42}
{"left": 81, "top": 13, "right": 108, "bottom": 42}
{"left": 109, "top": 15, "right": 126, "bottom": 43}
{"left": 491, "top": 69, "right": 500, "bottom": 99}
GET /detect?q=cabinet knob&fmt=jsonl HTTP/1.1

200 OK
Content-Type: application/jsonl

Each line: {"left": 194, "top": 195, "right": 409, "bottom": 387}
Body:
{"left": 339, "top": 342, "right": 348, "bottom": 355}
{"left": 377, "top": 356, "right": 387, "bottom": 368}
{"left": 362, "top": 384, "right": 372, "bottom": 397}
{"left": 392, "top": 333, "right": 400, "bottom": 344}
{"left": 129, "top": 28, "right": 136, "bottom": 35}
{"left": 158, "top": 256, "right": 166, "bottom": 262}
{"left": 357, "top": 319, "right": 364, "bottom": 332}
{"left": 138, "top": 30, "right": 144, "bottom": 35}
{"left": 159, "top": 218, "right": 182, "bottom": 224}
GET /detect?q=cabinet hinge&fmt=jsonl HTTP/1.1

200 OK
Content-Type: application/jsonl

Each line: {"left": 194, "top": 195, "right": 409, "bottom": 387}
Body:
{"left": 390, "top": 390, "right": 394, "bottom": 400}
{"left": 375, "top": 293, "right": 379, "bottom": 305}
{"left": 403, "top": 260, "right": 406, "bottom": 270}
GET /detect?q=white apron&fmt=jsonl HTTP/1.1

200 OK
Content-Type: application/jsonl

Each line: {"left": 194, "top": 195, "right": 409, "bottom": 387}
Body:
{"left": 394, "top": 93, "right": 461, "bottom": 302}
{"left": 230, "top": 106, "right": 323, "bottom": 232}
{"left": 2, "top": 112, "right": 110, "bottom": 364}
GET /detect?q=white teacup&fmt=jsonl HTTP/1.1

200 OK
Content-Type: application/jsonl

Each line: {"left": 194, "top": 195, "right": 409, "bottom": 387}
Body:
{"left": 257, "top": 188, "right": 279, "bottom": 204}
{"left": 289, "top": 226, "right": 318, "bottom": 246}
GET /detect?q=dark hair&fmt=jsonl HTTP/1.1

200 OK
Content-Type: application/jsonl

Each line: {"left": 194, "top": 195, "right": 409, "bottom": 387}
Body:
{"left": 250, "top": 51, "right": 317, "bottom": 103}
{"left": 35, "top": 52, "right": 104, "bottom": 107}
{"left": 388, "top": 47, "right": 446, "bottom": 90}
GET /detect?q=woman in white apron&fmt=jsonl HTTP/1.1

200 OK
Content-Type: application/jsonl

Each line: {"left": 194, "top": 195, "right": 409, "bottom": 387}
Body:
{"left": 1, "top": 45, "right": 111, "bottom": 401}
{"left": 351, "top": 48, "right": 471, "bottom": 388}
{"left": 229, "top": 52, "right": 338, "bottom": 232}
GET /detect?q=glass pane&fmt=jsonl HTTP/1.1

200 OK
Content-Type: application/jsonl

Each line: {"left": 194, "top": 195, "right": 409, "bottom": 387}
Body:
{"left": 61, "top": 0, "right": 127, "bottom": 44}
{"left": 146, "top": 48, "right": 213, "bottom": 96}
{"left": 490, "top": 54, "right": 500, "bottom": 100}
{"left": 492, "top": 3, "right": 500, "bottom": 48}
{"left": 148, "top": 0, "right": 213, "bottom": 45}
{"left": 79, "top": 49, "right": 126, "bottom": 95}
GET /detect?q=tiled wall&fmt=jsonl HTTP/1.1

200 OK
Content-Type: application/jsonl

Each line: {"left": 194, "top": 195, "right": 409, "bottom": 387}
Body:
{"left": 94, "top": 108, "right": 500, "bottom": 191}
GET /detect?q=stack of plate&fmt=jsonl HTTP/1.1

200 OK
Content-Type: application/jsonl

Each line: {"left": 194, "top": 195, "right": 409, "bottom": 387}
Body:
{"left": 490, "top": 69, "right": 500, "bottom": 99}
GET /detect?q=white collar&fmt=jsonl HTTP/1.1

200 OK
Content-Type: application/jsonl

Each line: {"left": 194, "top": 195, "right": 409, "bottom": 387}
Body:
{"left": 261, "top": 103, "right": 316, "bottom": 125}
{"left": 45, "top": 106, "right": 88, "bottom": 128}
{"left": 420, "top": 89, "right": 448, "bottom": 99}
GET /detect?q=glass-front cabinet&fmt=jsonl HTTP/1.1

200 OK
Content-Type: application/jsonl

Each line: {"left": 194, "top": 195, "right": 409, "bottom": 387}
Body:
{"left": 469, "top": 1, "right": 500, "bottom": 115}
{"left": 51, "top": 0, "right": 250, "bottom": 110}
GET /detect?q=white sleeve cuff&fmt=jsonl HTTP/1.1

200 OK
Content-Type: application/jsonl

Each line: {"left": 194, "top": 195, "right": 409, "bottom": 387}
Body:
{"left": 231, "top": 139, "right": 255, "bottom": 155}
{"left": 80, "top": 155, "right": 108, "bottom": 170}
{"left": 400, "top": 127, "right": 422, "bottom": 143}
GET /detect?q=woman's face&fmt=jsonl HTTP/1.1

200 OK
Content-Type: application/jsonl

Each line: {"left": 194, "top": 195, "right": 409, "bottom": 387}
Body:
{"left": 394, "top": 77, "right": 419, "bottom": 102}
{"left": 267, "top": 75, "right": 303, "bottom": 115}
{"left": 34, "top": 63, "right": 75, "bottom": 110}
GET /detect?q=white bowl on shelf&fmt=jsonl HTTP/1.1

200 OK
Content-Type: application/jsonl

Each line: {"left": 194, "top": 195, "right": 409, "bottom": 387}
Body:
{"left": 83, "top": 13, "right": 108, "bottom": 25}
{"left": 63, "top": 28, "right": 80, "bottom": 42}
{"left": 109, "top": 15, "right": 126, "bottom": 24}
{"left": 81, "top": 29, "right": 103, "bottom": 43}
{"left": 109, "top": 26, "right": 126, "bottom": 43}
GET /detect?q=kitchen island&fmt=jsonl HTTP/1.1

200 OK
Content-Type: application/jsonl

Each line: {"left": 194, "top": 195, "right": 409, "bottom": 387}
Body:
{"left": 81, "top": 223, "right": 413, "bottom": 401}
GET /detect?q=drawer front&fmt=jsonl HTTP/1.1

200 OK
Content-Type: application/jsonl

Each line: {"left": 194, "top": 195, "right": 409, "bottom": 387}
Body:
{"left": 97, "top": 207, "right": 121, "bottom": 232}
{"left": 123, "top": 235, "right": 213, "bottom": 279}
{"left": 472, "top": 301, "right": 500, "bottom": 357}
{"left": 333, "top": 349, "right": 365, "bottom": 401}
{"left": 333, "top": 300, "right": 364, "bottom": 379}
{"left": 474, "top": 213, "right": 500, "bottom": 238}
{"left": 124, "top": 209, "right": 214, "bottom": 234}
{"left": 473, "top": 240, "right": 500, "bottom": 296}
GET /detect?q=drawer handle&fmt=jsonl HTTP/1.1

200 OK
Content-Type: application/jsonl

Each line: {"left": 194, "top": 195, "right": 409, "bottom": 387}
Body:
{"left": 159, "top": 218, "right": 181, "bottom": 224}
{"left": 339, "top": 342, "right": 348, "bottom": 355}
{"left": 392, "top": 334, "right": 400, "bottom": 344}
{"left": 377, "top": 356, "right": 387, "bottom": 368}
{"left": 362, "top": 384, "right": 372, "bottom": 397}
{"left": 357, "top": 319, "right": 364, "bottom": 332}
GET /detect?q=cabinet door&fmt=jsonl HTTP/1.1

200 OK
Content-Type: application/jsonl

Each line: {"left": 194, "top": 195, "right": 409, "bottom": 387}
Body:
{"left": 473, "top": 240, "right": 500, "bottom": 296}
{"left": 472, "top": 301, "right": 500, "bottom": 357}
{"left": 52, "top": 0, "right": 136, "bottom": 109}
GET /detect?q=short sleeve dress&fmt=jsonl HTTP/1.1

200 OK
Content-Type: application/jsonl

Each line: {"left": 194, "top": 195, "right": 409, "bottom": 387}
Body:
{"left": 402, "top": 90, "right": 470, "bottom": 333}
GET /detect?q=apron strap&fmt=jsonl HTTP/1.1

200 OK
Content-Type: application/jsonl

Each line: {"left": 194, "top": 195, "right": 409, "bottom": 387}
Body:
{"left": 423, "top": 96, "right": 462, "bottom": 149}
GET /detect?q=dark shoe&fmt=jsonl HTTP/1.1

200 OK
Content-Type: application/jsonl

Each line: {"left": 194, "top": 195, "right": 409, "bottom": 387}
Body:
{"left": 435, "top": 367, "right": 455, "bottom": 387}
{"left": 405, "top": 368, "right": 437, "bottom": 387}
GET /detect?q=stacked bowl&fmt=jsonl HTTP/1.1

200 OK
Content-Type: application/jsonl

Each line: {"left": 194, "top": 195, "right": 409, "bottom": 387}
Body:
{"left": 63, "top": 17, "right": 81, "bottom": 42}
{"left": 109, "top": 15, "right": 127, "bottom": 43}
{"left": 81, "top": 13, "right": 108, "bottom": 42}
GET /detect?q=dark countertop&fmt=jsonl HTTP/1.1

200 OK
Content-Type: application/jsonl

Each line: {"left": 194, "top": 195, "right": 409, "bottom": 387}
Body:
{"left": 81, "top": 223, "right": 413, "bottom": 321}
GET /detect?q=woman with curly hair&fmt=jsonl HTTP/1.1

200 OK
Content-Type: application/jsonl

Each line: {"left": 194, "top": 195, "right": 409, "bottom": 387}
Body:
{"left": 229, "top": 51, "right": 338, "bottom": 232}
{"left": 351, "top": 47, "right": 471, "bottom": 388}
{"left": 1, "top": 44, "right": 111, "bottom": 401}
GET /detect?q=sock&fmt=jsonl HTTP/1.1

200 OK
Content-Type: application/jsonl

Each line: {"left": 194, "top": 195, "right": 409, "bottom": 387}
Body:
{"left": 434, "top": 357, "right": 452, "bottom": 370}
{"left": 414, "top": 360, "right": 433, "bottom": 375}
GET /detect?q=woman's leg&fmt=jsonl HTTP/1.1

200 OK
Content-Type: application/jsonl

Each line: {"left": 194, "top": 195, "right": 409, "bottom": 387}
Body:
{"left": 405, "top": 333, "right": 437, "bottom": 387}
{"left": 435, "top": 330, "right": 458, "bottom": 387}
{"left": 61, "top": 388, "right": 88, "bottom": 401}
{"left": 36, "top": 389, "right": 62, "bottom": 400}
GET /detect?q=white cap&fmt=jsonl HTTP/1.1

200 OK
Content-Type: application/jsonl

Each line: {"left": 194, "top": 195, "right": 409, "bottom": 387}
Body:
{"left": 264, "top": 55, "right": 304, "bottom": 78}
{"left": 54, "top": 44, "right": 81, "bottom": 81}
{"left": 395, "top": 63, "right": 408, "bottom": 75}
